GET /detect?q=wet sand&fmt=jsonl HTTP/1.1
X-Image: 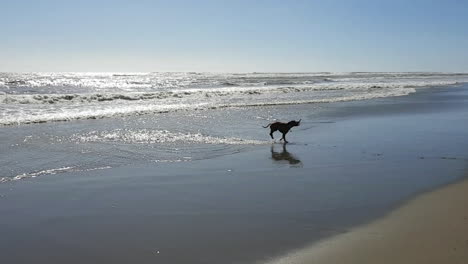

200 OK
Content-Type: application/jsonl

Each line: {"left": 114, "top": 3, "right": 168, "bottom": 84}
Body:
{"left": 266, "top": 178, "right": 468, "bottom": 264}
{"left": 1, "top": 85, "right": 468, "bottom": 264}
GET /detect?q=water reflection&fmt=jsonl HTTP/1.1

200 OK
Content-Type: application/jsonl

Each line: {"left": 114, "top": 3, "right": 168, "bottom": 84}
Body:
{"left": 271, "top": 143, "right": 302, "bottom": 167}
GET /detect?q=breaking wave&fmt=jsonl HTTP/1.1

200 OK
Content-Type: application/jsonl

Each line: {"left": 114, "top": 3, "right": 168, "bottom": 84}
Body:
{"left": 1, "top": 72, "right": 467, "bottom": 126}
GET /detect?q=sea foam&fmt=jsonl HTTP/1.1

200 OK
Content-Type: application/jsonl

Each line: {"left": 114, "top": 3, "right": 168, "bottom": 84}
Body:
{"left": 69, "top": 129, "right": 269, "bottom": 145}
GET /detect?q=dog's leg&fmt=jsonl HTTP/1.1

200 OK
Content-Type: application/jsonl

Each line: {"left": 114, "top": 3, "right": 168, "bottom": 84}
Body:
{"left": 282, "top": 133, "right": 288, "bottom": 143}
{"left": 270, "top": 129, "right": 274, "bottom": 139}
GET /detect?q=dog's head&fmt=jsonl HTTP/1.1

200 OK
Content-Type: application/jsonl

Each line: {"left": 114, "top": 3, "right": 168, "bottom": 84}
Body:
{"left": 288, "top": 119, "right": 301, "bottom": 127}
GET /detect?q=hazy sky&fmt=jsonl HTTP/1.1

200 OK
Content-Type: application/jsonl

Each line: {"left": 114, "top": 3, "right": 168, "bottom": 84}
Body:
{"left": 1, "top": 0, "right": 467, "bottom": 72}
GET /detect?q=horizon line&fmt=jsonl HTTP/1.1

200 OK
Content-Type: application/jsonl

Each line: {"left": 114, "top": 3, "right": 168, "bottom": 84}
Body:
{"left": 1, "top": 71, "right": 467, "bottom": 74}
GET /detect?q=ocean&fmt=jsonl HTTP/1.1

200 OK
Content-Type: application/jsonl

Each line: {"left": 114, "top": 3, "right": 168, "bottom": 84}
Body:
{"left": 2, "top": 72, "right": 467, "bottom": 125}
{"left": 1, "top": 72, "right": 468, "bottom": 183}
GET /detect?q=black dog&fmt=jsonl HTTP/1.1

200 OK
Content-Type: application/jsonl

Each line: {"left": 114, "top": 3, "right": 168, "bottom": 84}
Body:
{"left": 263, "top": 119, "right": 301, "bottom": 143}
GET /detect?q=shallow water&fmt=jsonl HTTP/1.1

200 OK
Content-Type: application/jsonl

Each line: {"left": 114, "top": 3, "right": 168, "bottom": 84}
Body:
{"left": 0, "top": 104, "right": 308, "bottom": 182}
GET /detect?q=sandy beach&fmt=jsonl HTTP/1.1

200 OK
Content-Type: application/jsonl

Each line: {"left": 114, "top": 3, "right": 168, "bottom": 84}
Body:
{"left": 1, "top": 84, "right": 468, "bottom": 264}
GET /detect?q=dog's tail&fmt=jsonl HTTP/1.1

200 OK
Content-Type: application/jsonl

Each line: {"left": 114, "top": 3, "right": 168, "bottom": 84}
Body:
{"left": 263, "top": 123, "right": 272, "bottom": 128}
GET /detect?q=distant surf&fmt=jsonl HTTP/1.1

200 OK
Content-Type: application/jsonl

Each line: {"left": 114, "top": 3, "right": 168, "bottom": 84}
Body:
{"left": 1, "top": 72, "right": 467, "bottom": 125}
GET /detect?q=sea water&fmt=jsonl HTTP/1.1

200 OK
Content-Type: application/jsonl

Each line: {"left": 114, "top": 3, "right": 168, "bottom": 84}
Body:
{"left": 2, "top": 72, "right": 467, "bottom": 125}
{"left": 1, "top": 72, "right": 468, "bottom": 182}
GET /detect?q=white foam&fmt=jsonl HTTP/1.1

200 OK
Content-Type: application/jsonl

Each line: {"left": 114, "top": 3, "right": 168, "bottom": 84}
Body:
{"left": 0, "top": 166, "right": 75, "bottom": 183}
{"left": 0, "top": 87, "right": 417, "bottom": 125}
{"left": 0, "top": 166, "right": 112, "bottom": 183}
{"left": 69, "top": 129, "right": 269, "bottom": 145}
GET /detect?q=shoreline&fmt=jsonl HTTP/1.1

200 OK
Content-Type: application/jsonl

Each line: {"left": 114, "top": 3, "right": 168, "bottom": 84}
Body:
{"left": 265, "top": 177, "right": 468, "bottom": 264}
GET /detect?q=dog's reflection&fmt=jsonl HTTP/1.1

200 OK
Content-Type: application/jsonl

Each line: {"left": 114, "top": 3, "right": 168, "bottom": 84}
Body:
{"left": 271, "top": 143, "right": 302, "bottom": 167}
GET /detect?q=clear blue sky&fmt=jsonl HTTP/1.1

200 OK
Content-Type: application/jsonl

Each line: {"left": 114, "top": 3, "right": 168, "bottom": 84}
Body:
{"left": 1, "top": 0, "right": 467, "bottom": 72}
